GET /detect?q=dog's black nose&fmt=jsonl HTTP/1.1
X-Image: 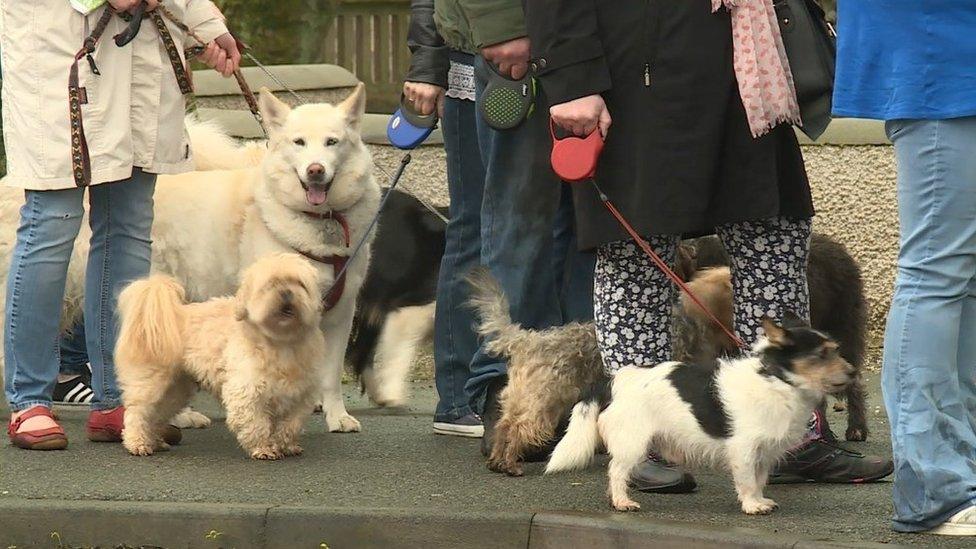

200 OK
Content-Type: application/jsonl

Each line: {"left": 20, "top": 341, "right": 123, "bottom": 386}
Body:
{"left": 280, "top": 289, "right": 294, "bottom": 302}
{"left": 306, "top": 163, "right": 326, "bottom": 181}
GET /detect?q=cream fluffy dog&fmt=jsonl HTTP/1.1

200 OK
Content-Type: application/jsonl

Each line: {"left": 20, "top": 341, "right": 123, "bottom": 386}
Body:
{"left": 116, "top": 253, "right": 325, "bottom": 459}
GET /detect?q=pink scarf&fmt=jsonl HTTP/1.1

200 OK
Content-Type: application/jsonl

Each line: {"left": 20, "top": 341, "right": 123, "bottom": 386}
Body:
{"left": 712, "top": 0, "right": 801, "bottom": 137}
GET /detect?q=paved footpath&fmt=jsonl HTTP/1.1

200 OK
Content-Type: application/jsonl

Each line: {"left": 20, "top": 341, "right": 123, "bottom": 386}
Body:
{"left": 0, "top": 372, "right": 970, "bottom": 549}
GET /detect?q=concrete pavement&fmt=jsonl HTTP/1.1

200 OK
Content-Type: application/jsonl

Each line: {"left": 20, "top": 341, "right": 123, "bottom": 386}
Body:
{"left": 0, "top": 371, "right": 969, "bottom": 548}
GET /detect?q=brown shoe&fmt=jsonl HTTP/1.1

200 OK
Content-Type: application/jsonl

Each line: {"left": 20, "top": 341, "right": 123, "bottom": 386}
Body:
{"left": 8, "top": 406, "right": 68, "bottom": 450}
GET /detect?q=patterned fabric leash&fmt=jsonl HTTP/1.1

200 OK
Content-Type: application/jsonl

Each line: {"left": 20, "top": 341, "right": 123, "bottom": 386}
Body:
{"left": 156, "top": 4, "right": 266, "bottom": 136}
{"left": 68, "top": 8, "right": 115, "bottom": 187}
{"left": 69, "top": 6, "right": 194, "bottom": 187}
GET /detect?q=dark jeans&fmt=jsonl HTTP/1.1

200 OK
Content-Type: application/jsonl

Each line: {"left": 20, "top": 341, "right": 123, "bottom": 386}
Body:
{"left": 456, "top": 55, "right": 594, "bottom": 415}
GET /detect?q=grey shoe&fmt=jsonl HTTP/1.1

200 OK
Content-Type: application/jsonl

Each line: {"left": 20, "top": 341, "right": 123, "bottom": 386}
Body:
{"left": 629, "top": 454, "right": 697, "bottom": 494}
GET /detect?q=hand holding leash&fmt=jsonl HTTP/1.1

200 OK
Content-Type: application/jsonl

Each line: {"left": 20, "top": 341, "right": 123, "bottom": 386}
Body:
{"left": 550, "top": 94, "right": 612, "bottom": 138}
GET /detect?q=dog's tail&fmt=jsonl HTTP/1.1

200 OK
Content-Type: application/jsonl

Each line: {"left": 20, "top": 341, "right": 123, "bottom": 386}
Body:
{"left": 546, "top": 399, "right": 602, "bottom": 474}
{"left": 465, "top": 267, "right": 526, "bottom": 358}
{"left": 545, "top": 379, "right": 611, "bottom": 474}
{"left": 116, "top": 275, "right": 188, "bottom": 368}
{"left": 186, "top": 115, "right": 266, "bottom": 171}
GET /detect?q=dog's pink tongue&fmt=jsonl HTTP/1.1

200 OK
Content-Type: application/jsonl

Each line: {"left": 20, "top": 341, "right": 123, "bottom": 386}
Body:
{"left": 305, "top": 188, "right": 328, "bottom": 206}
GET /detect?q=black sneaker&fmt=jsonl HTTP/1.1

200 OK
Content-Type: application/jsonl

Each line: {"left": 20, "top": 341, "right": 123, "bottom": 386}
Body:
{"left": 769, "top": 438, "right": 894, "bottom": 484}
{"left": 629, "top": 453, "right": 698, "bottom": 494}
{"left": 53, "top": 370, "right": 94, "bottom": 406}
{"left": 433, "top": 413, "right": 484, "bottom": 438}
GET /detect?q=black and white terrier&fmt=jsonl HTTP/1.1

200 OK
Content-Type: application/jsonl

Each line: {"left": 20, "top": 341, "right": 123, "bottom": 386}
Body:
{"left": 545, "top": 314, "right": 854, "bottom": 515}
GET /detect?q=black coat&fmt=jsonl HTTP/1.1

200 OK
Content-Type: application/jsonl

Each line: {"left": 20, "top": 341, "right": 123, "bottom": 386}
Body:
{"left": 406, "top": 0, "right": 450, "bottom": 88}
{"left": 526, "top": 0, "right": 814, "bottom": 250}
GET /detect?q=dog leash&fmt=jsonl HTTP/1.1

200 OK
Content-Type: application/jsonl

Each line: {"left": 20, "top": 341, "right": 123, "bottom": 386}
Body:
{"left": 549, "top": 122, "right": 749, "bottom": 351}
{"left": 155, "top": 5, "right": 269, "bottom": 137}
{"left": 591, "top": 180, "right": 748, "bottom": 350}
{"left": 319, "top": 154, "right": 413, "bottom": 307}
{"left": 69, "top": 5, "right": 194, "bottom": 187}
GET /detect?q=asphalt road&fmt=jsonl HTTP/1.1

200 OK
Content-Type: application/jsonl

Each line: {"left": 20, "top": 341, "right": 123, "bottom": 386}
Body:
{"left": 0, "top": 372, "right": 971, "bottom": 548}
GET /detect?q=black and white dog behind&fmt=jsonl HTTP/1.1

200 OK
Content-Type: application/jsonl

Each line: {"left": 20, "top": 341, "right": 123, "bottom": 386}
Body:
{"left": 347, "top": 188, "right": 447, "bottom": 407}
{"left": 546, "top": 314, "right": 855, "bottom": 515}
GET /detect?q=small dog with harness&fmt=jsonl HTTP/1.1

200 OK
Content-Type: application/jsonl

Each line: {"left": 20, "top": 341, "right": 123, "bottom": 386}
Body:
{"left": 546, "top": 314, "right": 855, "bottom": 515}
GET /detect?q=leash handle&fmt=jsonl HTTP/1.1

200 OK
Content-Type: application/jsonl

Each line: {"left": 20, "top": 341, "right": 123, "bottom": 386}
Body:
{"left": 113, "top": 1, "right": 147, "bottom": 47}
{"left": 591, "top": 180, "right": 749, "bottom": 351}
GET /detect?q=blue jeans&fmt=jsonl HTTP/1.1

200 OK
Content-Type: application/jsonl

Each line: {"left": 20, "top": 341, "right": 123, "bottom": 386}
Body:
{"left": 458, "top": 55, "right": 594, "bottom": 412}
{"left": 434, "top": 90, "right": 488, "bottom": 422}
{"left": 4, "top": 170, "right": 156, "bottom": 411}
{"left": 882, "top": 117, "right": 976, "bottom": 532}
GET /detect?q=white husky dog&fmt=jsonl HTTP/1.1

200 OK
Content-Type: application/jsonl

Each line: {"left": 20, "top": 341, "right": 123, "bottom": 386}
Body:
{"left": 0, "top": 85, "right": 379, "bottom": 433}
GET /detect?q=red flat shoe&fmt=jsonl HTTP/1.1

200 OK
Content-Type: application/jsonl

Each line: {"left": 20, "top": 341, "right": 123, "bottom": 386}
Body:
{"left": 87, "top": 406, "right": 182, "bottom": 446}
{"left": 8, "top": 406, "right": 68, "bottom": 450}
{"left": 87, "top": 406, "right": 125, "bottom": 442}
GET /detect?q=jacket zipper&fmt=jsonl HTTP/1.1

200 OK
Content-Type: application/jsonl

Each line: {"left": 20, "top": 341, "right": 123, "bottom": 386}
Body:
{"left": 642, "top": 1, "right": 653, "bottom": 87}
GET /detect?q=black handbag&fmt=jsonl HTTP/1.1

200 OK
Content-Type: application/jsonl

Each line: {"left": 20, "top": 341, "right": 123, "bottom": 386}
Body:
{"left": 774, "top": 0, "right": 837, "bottom": 141}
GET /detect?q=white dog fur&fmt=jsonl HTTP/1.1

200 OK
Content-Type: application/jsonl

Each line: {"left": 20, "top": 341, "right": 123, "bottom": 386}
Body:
{"left": 546, "top": 318, "right": 854, "bottom": 515}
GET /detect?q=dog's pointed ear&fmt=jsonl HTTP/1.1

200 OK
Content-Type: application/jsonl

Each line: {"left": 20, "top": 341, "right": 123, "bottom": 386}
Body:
{"left": 762, "top": 317, "right": 790, "bottom": 346}
{"left": 258, "top": 87, "right": 291, "bottom": 134}
{"left": 780, "top": 310, "right": 808, "bottom": 329}
{"left": 338, "top": 82, "right": 366, "bottom": 131}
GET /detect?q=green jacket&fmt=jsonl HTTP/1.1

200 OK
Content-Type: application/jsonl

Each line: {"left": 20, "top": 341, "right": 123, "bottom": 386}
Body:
{"left": 433, "top": 0, "right": 526, "bottom": 54}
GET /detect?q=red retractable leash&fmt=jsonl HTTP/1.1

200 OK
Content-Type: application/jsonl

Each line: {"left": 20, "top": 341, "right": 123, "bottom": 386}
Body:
{"left": 549, "top": 120, "right": 749, "bottom": 351}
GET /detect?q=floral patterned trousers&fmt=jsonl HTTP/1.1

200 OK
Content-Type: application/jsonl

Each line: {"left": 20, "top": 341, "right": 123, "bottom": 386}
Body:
{"left": 594, "top": 216, "right": 812, "bottom": 373}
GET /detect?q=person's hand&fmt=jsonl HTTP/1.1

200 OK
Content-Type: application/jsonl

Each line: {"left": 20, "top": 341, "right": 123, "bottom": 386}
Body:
{"left": 109, "top": 0, "right": 158, "bottom": 13}
{"left": 403, "top": 81, "right": 445, "bottom": 117}
{"left": 550, "top": 94, "right": 612, "bottom": 137}
{"left": 198, "top": 33, "right": 242, "bottom": 78}
{"left": 481, "top": 37, "right": 530, "bottom": 80}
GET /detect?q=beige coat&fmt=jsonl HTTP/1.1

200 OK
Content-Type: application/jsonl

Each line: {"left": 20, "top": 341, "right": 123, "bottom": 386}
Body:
{"left": 0, "top": 0, "right": 227, "bottom": 190}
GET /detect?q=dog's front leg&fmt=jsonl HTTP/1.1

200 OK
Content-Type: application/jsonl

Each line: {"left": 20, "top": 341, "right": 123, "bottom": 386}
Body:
{"left": 729, "top": 446, "right": 778, "bottom": 515}
{"left": 225, "top": 393, "right": 283, "bottom": 460}
{"left": 273, "top": 405, "right": 311, "bottom": 456}
{"left": 320, "top": 310, "right": 362, "bottom": 433}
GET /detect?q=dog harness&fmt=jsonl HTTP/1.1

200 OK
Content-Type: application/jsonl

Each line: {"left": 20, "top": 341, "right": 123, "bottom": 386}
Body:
{"left": 70, "top": 7, "right": 195, "bottom": 187}
{"left": 297, "top": 211, "right": 351, "bottom": 313}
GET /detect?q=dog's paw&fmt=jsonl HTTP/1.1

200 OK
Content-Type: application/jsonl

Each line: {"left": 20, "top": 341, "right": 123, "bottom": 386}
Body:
{"left": 125, "top": 442, "right": 155, "bottom": 457}
{"left": 741, "top": 498, "right": 778, "bottom": 515}
{"left": 280, "top": 444, "right": 304, "bottom": 457}
{"left": 845, "top": 426, "right": 867, "bottom": 442}
{"left": 170, "top": 408, "right": 212, "bottom": 429}
{"left": 327, "top": 414, "right": 362, "bottom": 433}
{"left": 612, "top": 498, "right": 641, "bottom": 512}
{"left": 250, "top": 447, "right": 284, "bottom": 460}
{"left": 371, "top": 396, "right": 405, "bottom": 408}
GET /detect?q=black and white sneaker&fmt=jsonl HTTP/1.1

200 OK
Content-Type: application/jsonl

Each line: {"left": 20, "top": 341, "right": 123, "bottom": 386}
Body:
{"left": 53, "top": 370, "right": 94, "bottom": 406}
{"left": 433, "top": 413, "right": 484, "bottom": 438}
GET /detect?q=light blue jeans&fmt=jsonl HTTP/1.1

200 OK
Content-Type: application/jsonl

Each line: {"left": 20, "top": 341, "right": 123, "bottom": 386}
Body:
{"left": 882, "top": 116, "right": 976, "bottom": 532}
{"left": 4, "top": 170, "right": 156, "bottom": 412}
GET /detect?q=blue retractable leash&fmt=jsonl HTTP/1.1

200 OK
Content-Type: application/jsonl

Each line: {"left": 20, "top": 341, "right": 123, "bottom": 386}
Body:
{"left": 320, "top": 95, "right": 437, "bottom": 305}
